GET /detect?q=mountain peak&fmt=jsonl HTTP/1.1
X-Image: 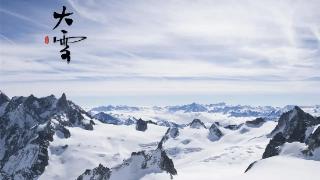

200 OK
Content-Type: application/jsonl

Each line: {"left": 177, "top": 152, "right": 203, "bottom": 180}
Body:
{"left": 208, "top": 123, "right": 223, "bottom": 141}
{"left": 270, "top": 106, "right": 319, "bottom": 143}
{"left": 61, "top": 93, "right": 67, "bottom": 101}
{"left": 0, "top": 91, "right": 10, "bottom": 106}
{"left": 136, "top": 118, "right": 148, "bottom": 131}
{"left": 292, "top": 105, "right": 303, "bottom": 112}
{"left": 57, "top": 93, "right": 68, "bottom": 110}
{"left": 189, "top": 119, "right": 206, "bottom": 129}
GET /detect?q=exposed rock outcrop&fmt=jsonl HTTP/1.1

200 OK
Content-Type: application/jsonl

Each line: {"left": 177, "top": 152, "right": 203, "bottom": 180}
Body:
{"left": 136, "top": 118, "right": 148, "bottom": 131}
{"left": 189, "top": 119, "right": 206, "bottom": 129}
{"left": 77, "top": 164, "right": 111, "bottom": 180}
{"left": 304, "top": 126, "right": 320, "bottom": 156}
{"left": 208, "top": 123, "right": 223, "bottom": 141}
{"left": 262, "top": 132, "right": 286, "bottom": 159}
{"left": 169, "top": 127, "right": 180, "bottom": 138}
{"left": 270, "top": 106, "right": 319, "bottom": 143}
{"left": 245, "top": 118, "right": 265, "bottom": 128}
{"left": 246, "top": 106, "right": 320, "bottom": 173}
{"left": 244, "top": 161, "right": 257, "bottom": 173}
{"left": 0, "top": 91, "right": 10, "bottom": 106}
{"left": 224, "top": 124, "right": 243, "bottom": 130}
{"left": 77, "top": 143, "right": 177, "bottom": 180}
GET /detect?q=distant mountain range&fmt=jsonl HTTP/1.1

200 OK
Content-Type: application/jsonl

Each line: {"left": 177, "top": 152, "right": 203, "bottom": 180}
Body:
{"left": 90, "top": 103, "right": 320, "bottom": 118}
{"left": 89, "top": 103, "right": 320, "bottom": 127}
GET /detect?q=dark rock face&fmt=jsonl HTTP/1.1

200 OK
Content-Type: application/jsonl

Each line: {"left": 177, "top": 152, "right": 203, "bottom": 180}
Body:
{"left": 77, "top": 164, "right": 111, "bottom": 180}
{"left": 136, "top": 118, "right": 148, "bottom": 131}
{"left": 94, "top": 112, "right": 121, "bottom": 125}
{"left": 77, "top": 147, "right": 177, "bottom": 180}
{"left": 304, "top": 126, "right": 320, "bottom": 155}
{"left": 262, "top": 132, "right": 286, "bottom": 159}
{"left": 244, "top": 161, "right": 257, "bottom": 173}
{"left": 245, "top": 118, "right": 265, "bottom": 128}
{"left": 208, "top": 123, "right": 223, "bottom": 141}
{"left": 189, "top": 119, "right": 206, "bottom": 129}
{"left": 159, "top": 150, "right": 177, "bottom": 176}
{"left": 270, "top": 106, "right": 319, "bottom": 143}
{"left": 0, "top": 91, "right": 10, "bottom": 106}
{"left": 158, "top": 128, "right": 171, "bottom": 149}
{"left": 56, "top": 93, "right": 68, "bottom": 111}
{"left": 224, "top": 124, "right": 243, "bottom": 130}
{"left": 0, "top": 92, "right": 94, "bottom": 179}
{"left": 246, "top": 107, "right": 320, "bottom": 173}
{"left": 169, "top": 127, "right": 179, "bottom": 138}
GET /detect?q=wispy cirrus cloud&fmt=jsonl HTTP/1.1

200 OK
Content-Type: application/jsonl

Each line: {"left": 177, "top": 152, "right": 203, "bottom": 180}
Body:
{"left": 0, "top": 0, "right": 319, "bottom": 106}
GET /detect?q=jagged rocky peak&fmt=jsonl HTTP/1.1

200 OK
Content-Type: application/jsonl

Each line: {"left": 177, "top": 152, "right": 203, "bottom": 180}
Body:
{"left": 136, "top": 118, "right": 148, "bottom": 131}
{"left": 77, "top": 146, "right": 177, "bottom": 180}
{"left": 208, "top": 123, "right": 223, "bottom": 141}
{"left": 57, "top": 92, "right": 68, "bottom": 110}
{"left": 246, "top": 107, "right": 320, "bottom": 173}
{"left": 189, "top": 119, "right": 206, "bottom": 129}
{"left": 0, "top": 91, "right": 10, "bottom": 106}
{"left": 262, "top": 132, "right": 286, "bottom": 159}
{"left": 245, "top": 117, "right": 266, "bottom": 128}
{"left": 77, "top": 164, "right": 111, "bottom": 180}
{"left": 0, "top": 93, "right": 95, "bottom": 179}
{"left": 54, "top": 93, "right": 94, "bottom": 130}
{"left": 270, "top": 106, "right": 319, "bottom": 143}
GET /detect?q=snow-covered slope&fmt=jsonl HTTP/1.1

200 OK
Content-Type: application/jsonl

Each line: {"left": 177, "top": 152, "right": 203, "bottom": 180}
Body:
{"left": 40, "top": 122, "right": 169, "bottom": 180}
{"left": 243, "top": 106, "right": 320, "bottom": 178}
{"left": 141, "top": 107, "right": 320, "bottom": 180}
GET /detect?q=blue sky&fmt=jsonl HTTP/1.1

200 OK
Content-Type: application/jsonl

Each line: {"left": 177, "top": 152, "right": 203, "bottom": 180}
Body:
{"left": 0, "top": 0, "right": 320, "bottom": 108}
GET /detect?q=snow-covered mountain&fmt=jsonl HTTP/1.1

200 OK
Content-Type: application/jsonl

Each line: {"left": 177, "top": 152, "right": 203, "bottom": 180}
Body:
{"left": 89, "top": 103, "right": 320, "bottom": 128}
{"left": 245, "top": 106, "right": 320, "bottom": 173}
{"left": 0, "top": 92, "right": 176, "bottom": 180}
{"left": 0, "top": 92, "right": 94, "bottom": 179}
{"left": 1, "top": 91, "right": 319, "bottom": 180}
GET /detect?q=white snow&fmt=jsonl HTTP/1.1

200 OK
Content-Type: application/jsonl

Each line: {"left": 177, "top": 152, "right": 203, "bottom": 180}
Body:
{"left": 39, "top": 120, "right": 167, "bottom": 180}
{"left": 40, "top": 118, "right": 280, "bottom": 180}
{"left": 37, "top": 105, "right": 320, "bottom": 180}
{"left": 142, "top": 156, "right": 320, "bottom": 180}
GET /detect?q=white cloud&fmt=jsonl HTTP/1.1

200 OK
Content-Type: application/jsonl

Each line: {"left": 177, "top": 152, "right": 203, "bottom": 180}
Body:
{"left": 0, "top": 0, "right": 319, "bottom": 104}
